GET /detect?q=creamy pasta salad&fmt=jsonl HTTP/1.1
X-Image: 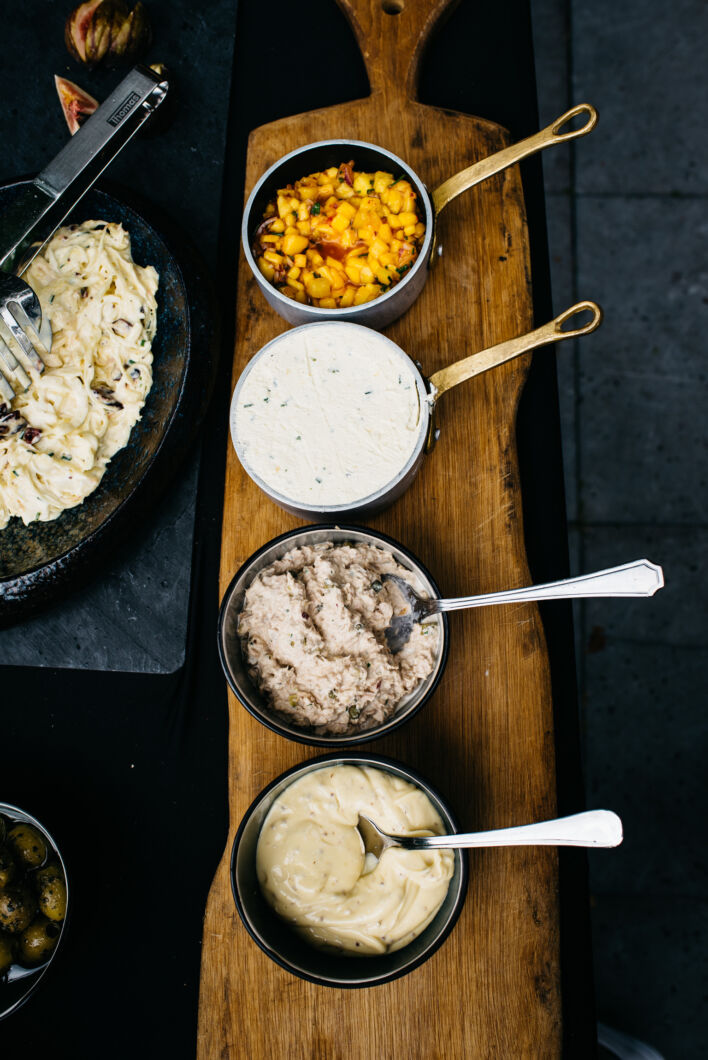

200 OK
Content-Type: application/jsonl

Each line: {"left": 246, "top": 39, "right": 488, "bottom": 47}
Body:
{"left": 0, "top": 221, "right": 158, "bottom": 529}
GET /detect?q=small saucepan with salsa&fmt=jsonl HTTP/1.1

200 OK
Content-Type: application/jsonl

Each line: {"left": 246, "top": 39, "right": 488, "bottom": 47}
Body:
{"left": 241, "top": 104, "right": 597, "bottom": 329}
{"left": 230, "top": 303, "right": 602, "bottom": 521}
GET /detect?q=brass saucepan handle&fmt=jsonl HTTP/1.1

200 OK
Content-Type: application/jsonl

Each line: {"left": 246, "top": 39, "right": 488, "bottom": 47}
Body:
{"left": 431, "top": 103, "right": 598, "bottom": 215}
{"left": 427, "top": 301, "right": 603, "bottom": 401}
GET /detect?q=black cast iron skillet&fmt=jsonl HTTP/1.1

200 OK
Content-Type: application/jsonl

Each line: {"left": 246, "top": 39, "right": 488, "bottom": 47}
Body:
{"left": 0, "top": 179, "right": 219, "bottom": 625}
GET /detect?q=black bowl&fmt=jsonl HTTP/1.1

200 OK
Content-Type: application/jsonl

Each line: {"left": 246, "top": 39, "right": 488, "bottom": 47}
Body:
{"left": 0, "top": 179, "right": 218, "bottom": 624}
{"left": 231, "top": 752, "right": 468, "bottom": 988}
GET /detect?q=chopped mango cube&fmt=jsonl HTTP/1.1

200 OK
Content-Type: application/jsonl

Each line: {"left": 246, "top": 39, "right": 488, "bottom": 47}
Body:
{"left": 254, "top": 162, "right": 425, "bottom": 309}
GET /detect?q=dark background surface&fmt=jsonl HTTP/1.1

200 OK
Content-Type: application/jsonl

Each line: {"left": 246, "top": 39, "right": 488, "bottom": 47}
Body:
{"left": 0, "top": 0, "right": 600, "bottom": 1055}
{"left": 534, "top": 1, "right": 708, "bottom": 1056}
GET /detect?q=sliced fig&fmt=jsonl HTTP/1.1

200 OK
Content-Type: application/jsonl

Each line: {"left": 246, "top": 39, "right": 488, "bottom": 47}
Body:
{"left": 54, "top": 75, "right": 98, "bottom": 135}
{"left": 65, "top": 0, "right": 152, "bottom": 69}
{"left": 65, "top": 0, "right": 103, "bottom": 64}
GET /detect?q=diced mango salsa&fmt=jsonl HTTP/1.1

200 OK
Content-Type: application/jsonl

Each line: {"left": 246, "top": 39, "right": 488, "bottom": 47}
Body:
{"left": 252, "top": 160, "right": 425, "bottom": 309}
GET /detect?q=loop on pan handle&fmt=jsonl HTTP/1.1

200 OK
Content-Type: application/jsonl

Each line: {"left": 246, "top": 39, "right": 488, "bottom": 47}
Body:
{"left": 426, "top": 300, "right": 603, "bottom": 401}
{"left": 548, "top": 102, "right": 598, "bottom": 141}
{"left": 552, "top": 300, "right": 603, "bottom": 337}
{"left": 431, "top": 103, "right": 599, "bottom": 217}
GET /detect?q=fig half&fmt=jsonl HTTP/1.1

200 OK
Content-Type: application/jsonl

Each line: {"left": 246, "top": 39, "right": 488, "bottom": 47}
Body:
{"left": 55, "top": 75, "right": 99, "bottom": 135}
{"left": 65, "top": 0, "right": 152, "bottom": 68}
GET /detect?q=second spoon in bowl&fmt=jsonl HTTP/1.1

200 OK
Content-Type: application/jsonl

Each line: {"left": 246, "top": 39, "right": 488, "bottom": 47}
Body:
{"left": 383, "top": 558, "right": 665, "bottom": 652}
{"left": 357, "top": 809, "right": 623, "bottom": 860}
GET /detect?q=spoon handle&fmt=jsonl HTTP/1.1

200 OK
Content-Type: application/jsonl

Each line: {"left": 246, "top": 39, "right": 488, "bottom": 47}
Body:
{"left": 435, "top": 559, "right": 664, "bottom": 613}
{"left": 411, "top": 810, "right": 623, "bottom": 850}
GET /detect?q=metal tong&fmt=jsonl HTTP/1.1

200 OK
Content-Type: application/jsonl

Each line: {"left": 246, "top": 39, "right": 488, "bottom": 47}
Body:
{"left": 0, "top": 64, "right": 168, "bottom": 403}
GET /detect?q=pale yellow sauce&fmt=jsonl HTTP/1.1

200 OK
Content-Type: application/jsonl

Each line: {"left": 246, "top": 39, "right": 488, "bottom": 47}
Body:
{"left": 256, "top": 764, "right": 454, "bottom": 955}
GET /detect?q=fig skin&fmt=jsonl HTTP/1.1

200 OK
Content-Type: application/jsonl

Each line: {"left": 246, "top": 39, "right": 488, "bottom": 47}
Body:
{"left": 65, "top": 0, "right": 152, "bottom": 68}
{"left": 55, "top": 75, "right": 99, "bottom": 135}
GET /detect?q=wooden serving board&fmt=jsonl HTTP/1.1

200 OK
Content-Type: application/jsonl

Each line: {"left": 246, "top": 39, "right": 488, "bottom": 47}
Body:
{"left": 198, "top": 1, "right": 560, "bottom": 1055}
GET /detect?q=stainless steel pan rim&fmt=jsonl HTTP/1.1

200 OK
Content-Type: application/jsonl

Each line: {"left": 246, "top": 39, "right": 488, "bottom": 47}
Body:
{"left": 217, "top": 523, "right": 449, "bottom": 747}
{"left": 241, "top": 106, "right": 598, "bottom": 329}
{"left": 229, "top": 320, "right": 431, "bottom": 519}
{"left": 230, "top": 750, "right": 468, "bottom": 988}
{"left": 0, "top": 802, "right": 69, "bottom": 1021}
{"left": 230, "top": 302, "right": 603, "bottom": 520}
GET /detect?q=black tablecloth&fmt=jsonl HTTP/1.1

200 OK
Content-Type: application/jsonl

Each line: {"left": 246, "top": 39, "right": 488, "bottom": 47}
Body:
{"left": 1, "top": 1, "right": 595, "bottom": 1055}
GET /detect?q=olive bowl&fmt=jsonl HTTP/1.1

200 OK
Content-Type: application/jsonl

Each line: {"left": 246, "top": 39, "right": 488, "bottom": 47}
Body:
{"left": 0, "top": 803, "right": 69, "bottom": 1021}
{"left": 230, "top": 752, "right": 468, "bottom": 988}
{"left": 217, "top": 524, "right": 449, "bottom": 747}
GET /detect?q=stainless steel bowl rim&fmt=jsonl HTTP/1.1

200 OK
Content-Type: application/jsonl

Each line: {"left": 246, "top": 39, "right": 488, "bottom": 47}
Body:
{"left": 0, "top": 802, "right": 69, "bottom": 1021}
{"left": 230, "top": 750, "right": 468, "bottom": 988}
{"left": 217, "top": 523, "right": 449, "bottom": 747}
{"left": 241, "top": 138, "right": 435, "bottom": 322}
{"left": 230, "top": 321, "right": 431, "bottom": 516}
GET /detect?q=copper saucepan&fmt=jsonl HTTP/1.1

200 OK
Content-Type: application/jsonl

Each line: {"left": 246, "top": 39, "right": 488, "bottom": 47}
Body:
{"left": 242, "top": 104, "right": 598, "bottom": 329}
{"left": 230, "top": 301, "right": 603, "bottom": 520}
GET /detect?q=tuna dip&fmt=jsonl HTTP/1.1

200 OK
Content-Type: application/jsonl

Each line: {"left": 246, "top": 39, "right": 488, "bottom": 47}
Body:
{"left": 238, "top": 542, "right": 440, "bottom": 734}
{"left": 256, "top": 764, "right": 454, "bottom": 955}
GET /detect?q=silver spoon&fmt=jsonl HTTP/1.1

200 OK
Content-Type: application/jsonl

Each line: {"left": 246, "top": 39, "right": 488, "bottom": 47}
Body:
{"left": 382, "top": 558, "right": 664, "bottom": 653}
{"left": 357, "top": 809, "right": 623, "bottom": 860}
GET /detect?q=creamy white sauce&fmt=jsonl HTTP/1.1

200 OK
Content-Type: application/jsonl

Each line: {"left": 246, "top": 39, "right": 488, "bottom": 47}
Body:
{"left": 232, "top": 323, "right": 421, "bottom": 507}
{"left": 256, "top": 765, "right": 454, "bottom": 955}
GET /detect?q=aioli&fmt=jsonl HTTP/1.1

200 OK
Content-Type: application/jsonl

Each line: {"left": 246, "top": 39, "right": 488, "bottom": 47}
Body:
{"left": 256, "top": 765, "right": 454, "bottom": 955}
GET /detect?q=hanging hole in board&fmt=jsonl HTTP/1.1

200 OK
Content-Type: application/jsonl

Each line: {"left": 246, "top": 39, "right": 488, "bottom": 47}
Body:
{"left": 381, "top": 0, "right": 404, "bottom": 14}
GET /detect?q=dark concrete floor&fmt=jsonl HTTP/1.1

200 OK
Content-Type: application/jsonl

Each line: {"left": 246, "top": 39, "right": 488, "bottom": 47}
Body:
{"left": 531, "top": 1, "right": 707, "bottom": 1056}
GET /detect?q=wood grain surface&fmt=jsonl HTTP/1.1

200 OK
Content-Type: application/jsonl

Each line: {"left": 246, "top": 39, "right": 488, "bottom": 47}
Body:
{"left": 198, "top": 1, "right": 561, "bottom": 1056}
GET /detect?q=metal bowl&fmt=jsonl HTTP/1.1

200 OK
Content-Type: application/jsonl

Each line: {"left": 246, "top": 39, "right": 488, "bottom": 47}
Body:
{"left": 230, "top": 305, "right": 602, "bottom": 522}
{"left": 242, "top": 140, "right": 433, "bottom": 330}
{"left": 230, "top": 752, "right": 468, "bottom": 988}
{"left": 0, "top": 179, "right": 218, "bottom": 625}
{"left": 242, "top": 109, "right": 597, "bottom": 330}
{"left": 217, "top": 524, "right": 448, "bottom": 747}
{"left": 229, "top": 322, "right": 430, "bottom": 521}
{"left": 0, "top": 803, "right": 69, "bottom": 1021}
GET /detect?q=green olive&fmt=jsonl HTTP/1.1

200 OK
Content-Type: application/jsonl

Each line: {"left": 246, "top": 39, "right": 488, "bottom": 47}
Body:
{"left": 17, "top": 916, "right": 61, "bottom": 967}
{"left": 0, "top": 848, "right": 16, "bottom": 889}
{"left": 6, "top": 824, "right": 47, "bottom": 870}
{"left": 0, "top": 932, "right": 14, "bottom": 975}
{"left": 0, "top": 887, "right": 37, "bottom": 934}
{"left": 35, "top": 862, "right": 67, "bottom": 922}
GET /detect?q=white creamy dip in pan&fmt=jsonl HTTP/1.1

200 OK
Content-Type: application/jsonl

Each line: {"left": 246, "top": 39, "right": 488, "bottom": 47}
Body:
{"left": 232, "top": 323, "right": 421, "bottom": 507}
{"left": 256, "top": 765, "right": 454, "bottom": 955}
